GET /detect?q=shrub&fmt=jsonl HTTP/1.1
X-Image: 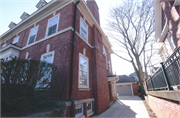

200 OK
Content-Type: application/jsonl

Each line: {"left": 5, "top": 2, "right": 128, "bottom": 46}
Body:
{"left": 1, "top": 57, "right": 60, "bottom": 116}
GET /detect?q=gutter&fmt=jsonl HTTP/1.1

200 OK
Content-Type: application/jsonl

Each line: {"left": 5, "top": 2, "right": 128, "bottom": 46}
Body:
{"left": 69, "top": 0, "right": 80, "bottom": 117}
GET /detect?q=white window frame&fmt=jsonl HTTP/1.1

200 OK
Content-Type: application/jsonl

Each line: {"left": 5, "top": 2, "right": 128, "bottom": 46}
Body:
{"left": 2, "top": 43, "right": 7, "bottom": 48}
{"left": 78, "top": 53, "right": 89, "bottom": 88}
{"left": 13, "top": 36, "right": 19, "bottom": 45}
{"left": 87, "top": 102, "right": 92, "bottom": 113}
{"left": 27, "top": 25, "right": 39, "bottom": 45}
{"left": 36, "top": 51, "right": 55, "bottom": 88}
{"left": 168, "top": 33, "right": 176, "bottom": 50}
{"left": 45, "top": 13, "right": 60, "bottom": 37}
{"left": 75, "top": 104, "right": 84, "bottom": 118}
{"left": 80, "top": 17, "right": 88, "bottom": 41}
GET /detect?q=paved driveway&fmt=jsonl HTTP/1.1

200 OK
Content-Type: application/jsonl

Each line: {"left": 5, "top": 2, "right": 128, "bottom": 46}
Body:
{"left": 94, "top": 96, "right": 150, "bottom": 118}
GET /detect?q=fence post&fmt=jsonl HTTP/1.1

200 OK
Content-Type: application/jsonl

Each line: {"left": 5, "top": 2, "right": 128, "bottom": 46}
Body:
{"left": 160, "top": 62, "right": 173, "bottom": 90}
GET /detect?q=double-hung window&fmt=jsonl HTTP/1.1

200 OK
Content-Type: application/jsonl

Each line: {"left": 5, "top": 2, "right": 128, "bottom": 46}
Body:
{"left": 75, "top": 104, "right": 84, "bottom": 118}
{"left": 79, "top": 53, "right": 89, "bottom": 88}
{"left": 36, "top": 51, "right": 54, "bottom": 88}
{"left": 13, "top": 36, "right": 19, "bottom": 45}
{"left": 47, "top": 15, "right": 59, "bottom": 36}
{"left": 28, "top": 26, "right": 38, "bottom": 45}
{"left": 168, "top": 33, "right": 176, "bottom": 50}
{"left": 80, "top": 19, "right": 88, "bottom": 41}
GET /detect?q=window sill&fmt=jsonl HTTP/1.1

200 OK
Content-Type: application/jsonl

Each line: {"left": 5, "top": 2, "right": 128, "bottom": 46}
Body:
{"left": 87, "top": 111, "right": 94, "bottom": 117}
{"left": 78, "top": 88, "right": 90, "bottom": 91}
{"left": 75, "top": 115, "right": 85, "bottom": 118}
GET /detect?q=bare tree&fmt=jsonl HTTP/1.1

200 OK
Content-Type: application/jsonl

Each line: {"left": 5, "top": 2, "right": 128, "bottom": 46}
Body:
{"left": 107, "top": 0, "right": 156, "bottom": 94}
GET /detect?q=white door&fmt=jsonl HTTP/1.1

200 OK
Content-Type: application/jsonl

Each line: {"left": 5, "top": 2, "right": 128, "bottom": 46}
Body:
{"left": 116, "top": 84, "right": 132, "bottom": 96}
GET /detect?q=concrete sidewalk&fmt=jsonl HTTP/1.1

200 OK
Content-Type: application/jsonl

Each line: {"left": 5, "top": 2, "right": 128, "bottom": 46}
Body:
{"left": 94, "top": 96, "right": 150, "bottom": 118}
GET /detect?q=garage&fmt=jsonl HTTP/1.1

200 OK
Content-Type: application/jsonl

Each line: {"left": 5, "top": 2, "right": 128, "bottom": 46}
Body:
{"left": 116, "top": 75, "right": 138, "bottom": 96}
{"left": 117, "top": 84, "right": 132, "bottom": 96}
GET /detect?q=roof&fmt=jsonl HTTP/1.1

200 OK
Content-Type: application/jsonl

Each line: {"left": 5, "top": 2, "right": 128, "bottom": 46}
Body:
{"left": 116, "top": 75, "right": 138, "bottom": 83}
{"left": 107, "top": 75, "right": 117, "bottom": 77}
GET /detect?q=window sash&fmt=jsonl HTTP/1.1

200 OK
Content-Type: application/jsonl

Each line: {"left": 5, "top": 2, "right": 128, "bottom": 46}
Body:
{"left": 87, "top": 103, "right": 92, "bottom": 111}
{"left": 48, "top": 24, "right": 57, "bottom": 36}
{"left": 80, "top": 19, "right": 88, "bottom": 40}
{"left": 75, "top": 104, "right": 83, "bottom": 115}
{"left": 28, "top": 35, "right": 35, "bottom": 44}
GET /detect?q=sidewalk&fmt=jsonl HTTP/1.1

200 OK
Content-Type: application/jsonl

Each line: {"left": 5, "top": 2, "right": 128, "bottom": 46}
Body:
{"left": 93, "top": 96, "right": 150, "bottom": 118}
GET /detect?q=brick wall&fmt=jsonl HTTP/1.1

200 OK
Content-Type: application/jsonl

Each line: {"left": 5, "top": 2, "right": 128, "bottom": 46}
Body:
{"left": 148, "top": 95, "right": 180, "bottom": 118}
{"left": 160, "top": 0, "right": 180, "bottom": 48}
{"left": 132, "top": 83, "right": 138, "bottom": 95}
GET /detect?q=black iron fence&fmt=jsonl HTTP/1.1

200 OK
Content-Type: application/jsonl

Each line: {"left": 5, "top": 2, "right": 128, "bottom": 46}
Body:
{"left": 146, "top": 46, "right": 180, "bottom": 91}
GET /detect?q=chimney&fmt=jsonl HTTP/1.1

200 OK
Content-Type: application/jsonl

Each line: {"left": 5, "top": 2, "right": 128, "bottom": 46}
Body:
{"left": 86, "top": 0, "right": 100, "bottom": 25}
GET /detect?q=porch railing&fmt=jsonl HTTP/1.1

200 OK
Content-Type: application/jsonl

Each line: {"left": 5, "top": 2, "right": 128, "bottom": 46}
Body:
{"left": 146, "top": 46, "right": 180, "bottom": 91}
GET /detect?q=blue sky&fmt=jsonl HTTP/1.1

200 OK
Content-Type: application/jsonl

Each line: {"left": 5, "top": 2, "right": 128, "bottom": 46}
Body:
{"left": 0, "top": 0, "right": 135, "bottom": 75}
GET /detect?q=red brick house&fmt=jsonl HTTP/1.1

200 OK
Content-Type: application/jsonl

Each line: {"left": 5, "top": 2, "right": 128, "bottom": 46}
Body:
{"left": 145, "top": 0, "right": 180, "bottom": 118}
{"left": 0, "top": 0, "right": 119, "bottom": 117}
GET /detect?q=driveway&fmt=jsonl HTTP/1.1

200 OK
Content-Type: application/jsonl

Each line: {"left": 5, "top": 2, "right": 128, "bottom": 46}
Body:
{"left": 94, "top": 96, "right": 150, "bottom": 118}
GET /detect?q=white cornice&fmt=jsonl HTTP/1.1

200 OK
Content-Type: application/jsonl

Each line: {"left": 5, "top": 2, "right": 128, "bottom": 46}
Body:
{"left": 0, "top": 44, "right": 21, "bottom": 52}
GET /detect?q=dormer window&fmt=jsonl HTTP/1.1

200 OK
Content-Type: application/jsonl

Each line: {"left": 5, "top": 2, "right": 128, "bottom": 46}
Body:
{"left": 27, "top": 26, "right": 38, "bottom": 45}
{"left": 46, "top": 15, "right": 59, "bottom": 36}
{"left": 13, "top": 36, "right": 19, "bottom": 45}
{"left": 80, "top": 18, "right": 88, "bottom": 41}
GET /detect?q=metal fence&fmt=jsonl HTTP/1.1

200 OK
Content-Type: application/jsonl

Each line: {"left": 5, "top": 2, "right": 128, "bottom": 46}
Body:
{"left": 146, "top": 46, "right": 180, "bottom": 91}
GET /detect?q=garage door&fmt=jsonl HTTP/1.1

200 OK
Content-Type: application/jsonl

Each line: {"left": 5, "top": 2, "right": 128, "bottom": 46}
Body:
{"left": 116, "top": 84, "right": 132, "bottom": 96}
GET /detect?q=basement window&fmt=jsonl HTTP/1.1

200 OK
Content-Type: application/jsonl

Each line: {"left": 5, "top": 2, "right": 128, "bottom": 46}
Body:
{"left": 13, "top": 36, "right": 19, "bottom": 45}
{"left": 75, "top": 104, "right": 84, "bottom": 118}
{"left": 46, "top": 14, "right": 60, "bottom": 36}
{"left": 87, "top": 102, "right": 92, "bottom": 113}
{"left": 27, "top": 26, "right": 38, "bottom": 45}
{"left": 80, "top": 18, "right": 88, "bottom": 41}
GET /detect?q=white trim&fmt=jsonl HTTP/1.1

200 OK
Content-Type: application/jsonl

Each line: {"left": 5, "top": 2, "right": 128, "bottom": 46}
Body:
{"left": 22, "top": 26, "right": 73, "bottom": 50}
{"left": 80, "top": 17, "right": 88, "bottom": 42}
{"left": 27, "top": 25, "right": 39, "bottom": 45}
{"left": 130, "top": 84, "right": 134, "bottom": 96}
{"left": 0, "top": 0, "right": 73, "bottom": 43}
{"left": 45, "top": 13, "right": 60, "bottom": 37}
{"left": 74, "top": 98, "right": 94, "bottom": 105}
{"left": 75, "top": 32, "right": 92, "bottom": 48}
{"left": 13, "top": 36, "right": 20, "bottom": 45}
{"left": 78, "top": 53, "right": 89, "bottom": 89}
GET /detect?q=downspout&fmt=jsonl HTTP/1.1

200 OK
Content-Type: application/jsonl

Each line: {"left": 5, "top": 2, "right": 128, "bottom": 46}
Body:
{"left": 69, "top": 0, "right": 80, "bottom": 117}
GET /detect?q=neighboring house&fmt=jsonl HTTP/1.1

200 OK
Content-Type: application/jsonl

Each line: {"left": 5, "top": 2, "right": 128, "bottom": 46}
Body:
{"left": 0, "top": 0, "right": 118, "bottom": 117}
{"left": 155, "top": 0, "right": 180, "bottom": 60}
{"left": 145, "top": 0, "right": 180, "bottom": 118}
{"left": 116, "top": 75, "right": 138, "bottom": 96}
{"left": 129, "top": 72, "right": 139, "bottom": 81}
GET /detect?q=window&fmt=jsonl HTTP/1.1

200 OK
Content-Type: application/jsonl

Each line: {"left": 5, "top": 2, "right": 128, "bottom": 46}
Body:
{"left": 2, "top": 43, "right": 7, "bottom": 48}
{"left": 79, "top": 53, "right": 89, "bottom": 88}
{"left": 103, "top": 46, "right": 108, "bottom": 70}
{"left": 75, "top": 104, "right": 83, "bottom": 118}
{"left": 13, "top": 36, "right": 19, "bottom": 45}
{"left": 87, "top": 102, "right": 92, "bottom": 113}
{"left": 168, "top": 33, "right": 176, "bottom": 50}
{"left": 27, "top": 26, "right": 38, "bottom": 45}
{"left": 47, "top": 15, "right": 59, "bottom": 36}
{"left": 36, "top": 51, "right": 54, "bottom": 88}
{"left": 80, "top": 18, "right": 88, "bottom": 41}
